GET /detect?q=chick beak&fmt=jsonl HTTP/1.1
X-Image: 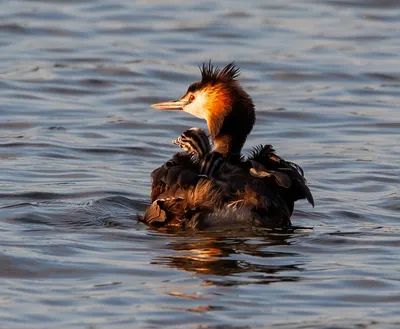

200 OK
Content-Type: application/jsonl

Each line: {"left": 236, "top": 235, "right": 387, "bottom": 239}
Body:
{"left": 151, "top": 98, "right": 187, "bottom": 110}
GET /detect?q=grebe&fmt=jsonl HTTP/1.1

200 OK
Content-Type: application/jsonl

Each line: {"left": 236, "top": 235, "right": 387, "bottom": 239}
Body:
{"left": 141, "top": 62, "right": 314, "bottom": 229}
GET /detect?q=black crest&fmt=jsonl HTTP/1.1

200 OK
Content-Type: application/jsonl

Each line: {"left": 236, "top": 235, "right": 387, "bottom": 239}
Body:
{"left": 199, "top": 61, "right": 240, "bottom": 85}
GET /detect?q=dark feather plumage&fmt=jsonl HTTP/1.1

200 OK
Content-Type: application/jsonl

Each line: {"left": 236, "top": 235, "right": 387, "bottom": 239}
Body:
{"left": 142, "top": 130, "right": 313, "bottom": 229}
{"left": 247, "top": 144, "right": 314, "bottom": 208}
{"left": 200, "top": 60, "right": 240, "bottom": 85}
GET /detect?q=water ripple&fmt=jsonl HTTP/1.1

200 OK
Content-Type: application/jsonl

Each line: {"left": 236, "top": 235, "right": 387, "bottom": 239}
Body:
{"left": 0, "top": 0, "right": 399, "bottom": 328}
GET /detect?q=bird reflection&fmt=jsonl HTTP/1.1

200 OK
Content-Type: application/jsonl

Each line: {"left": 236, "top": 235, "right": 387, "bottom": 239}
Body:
{"left": 153, "top": 230, "right": 305, "bottom": 285}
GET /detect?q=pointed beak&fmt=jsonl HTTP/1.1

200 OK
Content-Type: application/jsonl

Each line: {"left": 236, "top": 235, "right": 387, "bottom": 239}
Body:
{"left": 151, "top": 99, "right": 187, "bottom": 110}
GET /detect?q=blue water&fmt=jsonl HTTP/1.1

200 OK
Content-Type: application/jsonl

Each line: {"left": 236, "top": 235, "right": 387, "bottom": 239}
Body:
{"left": 1, "top": 0, "right": 399, "bottom": 328}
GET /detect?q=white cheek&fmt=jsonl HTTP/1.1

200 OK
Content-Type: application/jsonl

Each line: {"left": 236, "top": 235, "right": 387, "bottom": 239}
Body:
{"left": 183, "top": 93, "right": 207, "bottom": 119}
{"left": 184, "top": 104, "right": 205, "bottom": 119}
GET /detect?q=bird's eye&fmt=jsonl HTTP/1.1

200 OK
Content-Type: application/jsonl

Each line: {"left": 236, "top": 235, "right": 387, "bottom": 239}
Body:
{"left": 189, "top": 94, "right": 195, "bottom": 102}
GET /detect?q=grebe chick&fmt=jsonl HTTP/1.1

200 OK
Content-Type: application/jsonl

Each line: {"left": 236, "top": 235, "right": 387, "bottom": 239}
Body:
{"left": 173, "top": 127, "right": 225, "bottom": 177}
{"left": 172, "top": 127, "right": 211, "bottom": 163}
{"left": 141, "top": 62, "right": 314, "bottom": 229}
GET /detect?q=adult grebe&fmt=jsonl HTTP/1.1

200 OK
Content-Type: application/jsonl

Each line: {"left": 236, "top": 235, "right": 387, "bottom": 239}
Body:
{"left": 141, "top": 62, "right": 314, "bottom": 229}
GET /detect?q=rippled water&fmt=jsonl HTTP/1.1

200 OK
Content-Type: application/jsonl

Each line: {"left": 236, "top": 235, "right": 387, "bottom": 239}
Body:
{"left": 1, "top": 0, "right": 399, "bottom": 328}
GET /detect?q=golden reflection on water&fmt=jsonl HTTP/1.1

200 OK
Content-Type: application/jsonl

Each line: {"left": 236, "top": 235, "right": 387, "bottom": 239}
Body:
{"left": 153, "top": 232, "right": 303, "bottom": 283}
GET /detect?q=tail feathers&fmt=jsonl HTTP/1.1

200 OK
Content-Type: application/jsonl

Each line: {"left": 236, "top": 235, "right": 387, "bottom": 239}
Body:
{"left": 249, "top": 160, "right": 292, "bottom": 188}
{"left": 248, "top": 145, "right": 314, "bottom": 207}
{"left": 307, "top": 188, "right": 315, "bottom": 207}
{"left": 293, "top": 180, "right": 315, "bottom": 207}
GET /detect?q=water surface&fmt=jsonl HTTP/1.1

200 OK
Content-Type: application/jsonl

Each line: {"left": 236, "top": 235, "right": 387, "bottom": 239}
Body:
{"left": 1, "top": 0, "right": 399, "bottom": 328}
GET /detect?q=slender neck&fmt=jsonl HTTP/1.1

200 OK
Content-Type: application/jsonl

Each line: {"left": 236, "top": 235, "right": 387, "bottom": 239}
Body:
{"left": 211, "top": 101, "right": 255, "bottom": 159}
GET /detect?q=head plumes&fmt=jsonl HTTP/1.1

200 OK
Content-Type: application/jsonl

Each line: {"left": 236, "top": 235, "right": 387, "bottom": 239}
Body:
{"left": 199, "top": 61, "right": 240, "bottom": 85}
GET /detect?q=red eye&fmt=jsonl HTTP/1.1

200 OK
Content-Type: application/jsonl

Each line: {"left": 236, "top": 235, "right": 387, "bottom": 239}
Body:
{"left": 189, "top": 94, "right": 195, "bottom": 102}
